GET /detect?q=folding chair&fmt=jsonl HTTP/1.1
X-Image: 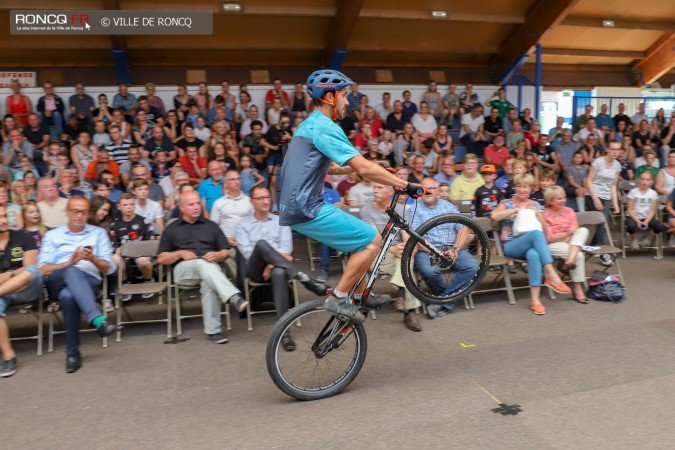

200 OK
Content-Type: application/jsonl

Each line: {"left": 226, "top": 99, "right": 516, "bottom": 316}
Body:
{"left": 576, "top": 211, "right": 625, "bottom": 284}
{"left": 168, "top": 263, "right": 231, "bottom": 336}
{"left": 113, "top": 240, "right": 172, "bottom": 342}
{"left": 7, "top": 285, "right": 47, "bottom": 356}
{"left": 467, "top": 217, "right": 516, "bottom": 308}
{"left": 244, "top": 278, "right": 300, "bottom": 331}
{"left": 452, "top": 200, "right": 473, "bottom": 215}
{"left": 618, "top": 180, "right": 637, "bottom": 258}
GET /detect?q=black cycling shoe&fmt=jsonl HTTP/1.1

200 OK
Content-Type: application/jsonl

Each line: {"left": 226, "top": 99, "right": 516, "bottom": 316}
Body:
{"left": 360, "top": 293, "right": 392, "bottom": 310}
{"left": 323, "top": 297, "right": 365, "bottom": 324}
{"left": 301, "top": 278, "right": 330, "bottom": 296}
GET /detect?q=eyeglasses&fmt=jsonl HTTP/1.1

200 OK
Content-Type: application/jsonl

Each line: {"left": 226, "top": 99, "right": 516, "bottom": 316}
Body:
{"left": 252, "top": 196, "right": 271, "bottom": 201}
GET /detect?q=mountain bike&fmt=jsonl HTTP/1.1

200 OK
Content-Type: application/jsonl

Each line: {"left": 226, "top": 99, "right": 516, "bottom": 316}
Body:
{"left": 266, "top": 187, "right": 490, "bottom": 400}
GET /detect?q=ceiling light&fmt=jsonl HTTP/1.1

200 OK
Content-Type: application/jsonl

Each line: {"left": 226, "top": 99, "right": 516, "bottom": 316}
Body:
{"left": 602, "top": 20, "right": 615, "bottom": 27}
{"left": 431, "top": 10, "right": 448, "bottom": 19}
{"left": 222, "top": 3, "right": 242, "bottom": 12}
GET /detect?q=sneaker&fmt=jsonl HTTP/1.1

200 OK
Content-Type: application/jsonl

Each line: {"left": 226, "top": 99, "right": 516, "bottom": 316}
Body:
{"left": 323, "top": 296, "right": 365, "bottom": 323}
{"left": 426, "top": 304, "right": 448, "bottom": 319}
{"left": 316, "top": 270, "right": 329, "bottom": 283}
{"left": 103, "top": 299, "right": 114, "bottom": 313}
{"left": 360, "top": 293, "right": 392, "bottom": 310}
{"left": 630, "top": 241, "right": 640, "bottom": 250}
{"left": 228, "top": 293, "right": 248, "bottom": 313}
{"left": 118, "top": 292, "right": 132, "bottom": 302}
{"left": 669, "top": 235, "right": 675, "bottom": 248}
{"left": 207, "top": 332, "right": 229, "bottom": 344}
{"left": 0, "top": 357, "right": 17, "bottom": 378}
{"left": 639, "top": 237, "right": 652, "bottom": 247}
{"left": 141, "top": 279, "right": 155, "bottom": 299}
{"left": 599, "top": 253, "right": 613, "bottom": 266}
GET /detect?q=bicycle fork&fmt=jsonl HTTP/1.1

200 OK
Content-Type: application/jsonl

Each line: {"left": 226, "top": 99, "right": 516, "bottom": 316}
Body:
{"left": 312, "top": 317, "right": 354, "bottom": 358}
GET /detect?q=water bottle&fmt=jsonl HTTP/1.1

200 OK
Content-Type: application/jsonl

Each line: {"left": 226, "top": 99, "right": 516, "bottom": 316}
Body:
{"left": 640, "top": 223, "right": 647, "bottom": 230}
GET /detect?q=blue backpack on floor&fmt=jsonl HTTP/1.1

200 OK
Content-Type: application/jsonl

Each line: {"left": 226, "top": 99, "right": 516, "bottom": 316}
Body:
{"left": 587, "top": 271, "right": 626, "bottom": 303}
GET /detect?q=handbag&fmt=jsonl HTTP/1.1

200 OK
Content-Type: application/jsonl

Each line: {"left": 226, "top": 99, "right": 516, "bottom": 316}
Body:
{"left": 512, "top": 207, "right": 543, "bottom": 236}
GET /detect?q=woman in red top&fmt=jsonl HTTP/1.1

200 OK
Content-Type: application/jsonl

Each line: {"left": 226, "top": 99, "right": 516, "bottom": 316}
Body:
{"left": 5, "top": 80, "right": 32, "bottom": 128}
{"left": 541, "top": 185, "right": 589, "bottom": 303}
{"left": 525, "top": 120, "right": 541, "bottom": 149}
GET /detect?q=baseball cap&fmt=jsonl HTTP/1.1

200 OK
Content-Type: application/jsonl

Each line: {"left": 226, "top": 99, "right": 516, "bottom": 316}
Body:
{"left": 480, "top": 164, "right": 497, "bottom": 174}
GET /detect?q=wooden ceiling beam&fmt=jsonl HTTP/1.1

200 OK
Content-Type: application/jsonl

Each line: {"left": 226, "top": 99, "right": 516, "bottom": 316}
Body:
{"left": 541, "top": 48, "right": 645, "bottom": 58}
{"left": 631, "top": 31, "right": 675, "bottom": 86}
{"left": 494, "top": 0, "right": 581, "bottom": 83}
{"left": 561, "top": 16, "right": 675, "bottom": 31}
{"left": 322, "top": 0, "right": 365, "bottom": 66}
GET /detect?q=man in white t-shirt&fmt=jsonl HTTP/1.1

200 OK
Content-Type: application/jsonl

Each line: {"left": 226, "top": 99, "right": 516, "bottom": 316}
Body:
{"left": 132, "top": 179, "right": 164, "bottom": 233}
{"left": 577, "top": 118, "right": 605, "bottom": 146}
{"left": 347, "top": 178, "right": 375, "bottom": 206}
{"left": 459, "top": 104, "right": 487, "bottom": 157}
{"left": 210, "top": 170, "right": 254, "bottom": 286}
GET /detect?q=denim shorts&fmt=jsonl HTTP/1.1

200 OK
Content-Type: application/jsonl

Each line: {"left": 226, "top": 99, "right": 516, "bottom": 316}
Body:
{"left": 292, "top": 203, "right": 377, "bottom": 254}
{"left": 0, "top": 265, "right": 43, "bottom": 317}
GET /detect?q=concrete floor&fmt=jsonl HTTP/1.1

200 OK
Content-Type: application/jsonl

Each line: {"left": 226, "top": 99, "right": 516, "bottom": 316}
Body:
{"left": 2, "top": 241, "right": 675, "bottom": 450}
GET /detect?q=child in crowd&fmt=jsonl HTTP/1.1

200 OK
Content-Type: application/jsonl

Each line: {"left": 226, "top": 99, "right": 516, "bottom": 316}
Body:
{"left": 495, "top": 156, "right": 515, "bottom": 191}
{"left": 44, "top": 142, "right": 62, "bottom": 174}
{"left": 565, "top": 151, "right": 588, "bottom": 212}
{"left": 239, "top": 154, "right": 266, "bottom": 195}
{"left": 625, "top": 171, "right": 665, "bottom": 249}
{"left": 21, "top": 200, "right": 46, "bottom": 248}
{"left": 438, "top": 182, "right": 450, "bottom": 201}
{"left": 132, "top": 179, "right": 164, "bottom": 233}
{"left": 503, "top": 159, "right": 527, "bottom": 199}
{"left": 151, "top": 149, "right": 170, "bottom": 181}
{"left": 378, "top": 129, "right": 394, "bottom": 166}
{"left": 531, "top": 169, "right": 556, "bottom": 207}
{"left": 635, "top": 151, "right": 659, "bottom": 179}
{"left": 185, "top": 103, "right": 201, "bottom": 128}
{"left": 472, "top": 164, "right": 502, "bottom": 217}
{"left": 109, "top": 193, "right": 156, "bottom": 302}
{"left": 93, "top": 120, "right": 112, "bottom": 148}
{"left": 617, "top": 146, "right": 635, "bottom": 181}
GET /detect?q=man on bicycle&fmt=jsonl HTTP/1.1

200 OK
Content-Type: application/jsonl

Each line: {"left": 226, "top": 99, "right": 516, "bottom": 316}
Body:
{"left": 279, "top": 69, "right": 423, "bottom": 323}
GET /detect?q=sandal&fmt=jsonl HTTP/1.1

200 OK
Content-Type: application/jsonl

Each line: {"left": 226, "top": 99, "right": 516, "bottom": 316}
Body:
{"left": 555, "top": 258, "right": 576, "bottom": 274}
{"left": 573, "top": 294, "right": 588, "bottom": 304}
{"left": 530, "top": 303, "right": 546, "bottom": 315}
{"left": 545, "top": 279, "right": 571, "bottom": 294}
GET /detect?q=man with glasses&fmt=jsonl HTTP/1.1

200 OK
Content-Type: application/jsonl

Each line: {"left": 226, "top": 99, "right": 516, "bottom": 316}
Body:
{"left": 412, "top": 177, "right": 478, "bottom": 319}
{"left": 38, "top": 196, "right": 121, "bottom": 373}
{"left": 68, "top": 83, "right": 95, "bottom": 132}
{"left": 197, "top": 161, "right": 226, "bottom": 215}
{"left": 37, "top": 177, "right": 69, "bottom": 228}
{"left": 236, "top": 186, "right": 328, "bottom": 351}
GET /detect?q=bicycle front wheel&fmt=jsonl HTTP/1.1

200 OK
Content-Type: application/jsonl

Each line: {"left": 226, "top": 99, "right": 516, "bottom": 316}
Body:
{"left": 266, "top": 299, "right": 368, "bottom": 401}
{"left": 401, "top": 213, "right": 490, "bottom": 305}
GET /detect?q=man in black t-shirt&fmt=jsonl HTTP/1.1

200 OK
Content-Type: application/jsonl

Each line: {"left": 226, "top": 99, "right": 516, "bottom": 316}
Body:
{"left": 0, "top": 206, "right": 42, "bottom": 377}
{"left": 22, "top": 113, "right": 51, "bottom": 175}
{"left": 157, "top": 191, "right": 245, "bottom": 344}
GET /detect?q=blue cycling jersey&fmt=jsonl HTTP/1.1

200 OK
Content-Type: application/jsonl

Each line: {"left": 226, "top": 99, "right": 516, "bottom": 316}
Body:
{"left": 278, "top": 110, "right": 359, "bottom": 226}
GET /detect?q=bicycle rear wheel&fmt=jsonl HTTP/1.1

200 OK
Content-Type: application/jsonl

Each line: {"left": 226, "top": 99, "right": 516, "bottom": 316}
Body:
{"left": 266, "top": 299, "right": 368, "bottom": 401}
{"left": 401, "top": 213, "right": 490, "bottom": 305}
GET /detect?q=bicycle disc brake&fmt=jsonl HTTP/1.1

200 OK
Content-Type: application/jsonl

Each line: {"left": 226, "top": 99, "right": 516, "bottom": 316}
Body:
{"left": 429, "top": 246, "right": 456, "bottom": 270}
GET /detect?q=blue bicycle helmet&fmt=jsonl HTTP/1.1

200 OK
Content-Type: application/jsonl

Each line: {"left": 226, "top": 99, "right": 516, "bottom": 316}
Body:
{"left": 306, "top": 69, "right": 353, "bottom": 99}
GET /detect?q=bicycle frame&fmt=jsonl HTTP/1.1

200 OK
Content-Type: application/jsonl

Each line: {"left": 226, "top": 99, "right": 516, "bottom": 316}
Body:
{"left": 348, "top": 189, "right": 456, "bottom": 306}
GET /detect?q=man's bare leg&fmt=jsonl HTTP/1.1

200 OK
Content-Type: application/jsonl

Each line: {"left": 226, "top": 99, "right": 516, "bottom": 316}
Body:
{"left": 334, "top": 234, "right": 382, "bottom": 294}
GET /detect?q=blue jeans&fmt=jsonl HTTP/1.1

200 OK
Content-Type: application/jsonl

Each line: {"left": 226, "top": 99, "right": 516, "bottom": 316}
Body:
{"left": 503, "top": 230, "right": 553, "bottom": 286}
{"left": 46, "top": 267, "right": 102, "bottom": 356}
{"left": 319, "top": 243, "right": 332, "bottom": 272}
{"left": 0, "top": 266, "right": 43, "bottom": 316}
{"left": 38, "top": 111, "right": 64, "bottom": 142}
{"left": 414, "top": 249, "right": 478, "bottom": 310}
{"left": 459, "top": 133, "right": 486, "bottom": 158}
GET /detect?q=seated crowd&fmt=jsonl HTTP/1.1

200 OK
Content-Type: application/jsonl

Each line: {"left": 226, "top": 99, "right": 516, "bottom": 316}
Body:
{"left": 0, "top": 79, "right": 673, "bottom": 378}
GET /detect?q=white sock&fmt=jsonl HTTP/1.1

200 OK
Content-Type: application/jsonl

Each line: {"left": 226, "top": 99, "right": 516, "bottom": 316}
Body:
{"left": 576, "top": 197, "right": 586, "bottom": 212}
{"left": 332, "top": 289, "right": 347, "bottom": 299}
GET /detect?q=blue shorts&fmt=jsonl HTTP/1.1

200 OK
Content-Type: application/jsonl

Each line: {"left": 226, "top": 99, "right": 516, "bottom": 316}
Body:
{"left": 265, "top": 151, "right": 284, "bottom": 168}
{"left": 292, "top": 203, "right": 377, "bottom": 254}
{"left": 0, "top": 265, "right": 43, "bottom": 317}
